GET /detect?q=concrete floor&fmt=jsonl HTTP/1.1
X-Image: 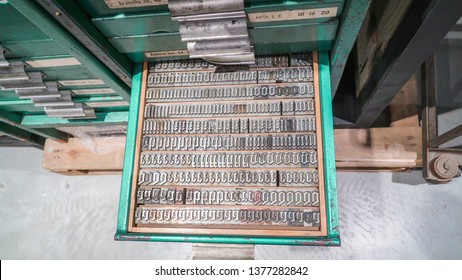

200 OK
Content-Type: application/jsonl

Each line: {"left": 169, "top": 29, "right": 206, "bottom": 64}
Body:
{"left": 0, "top": 147, "right": 461, "bottom": 259}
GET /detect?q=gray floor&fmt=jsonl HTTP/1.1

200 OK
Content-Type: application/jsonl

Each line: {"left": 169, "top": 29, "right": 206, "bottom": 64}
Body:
{"left": 0, "top": 147, "right": 461, "bottom": 259}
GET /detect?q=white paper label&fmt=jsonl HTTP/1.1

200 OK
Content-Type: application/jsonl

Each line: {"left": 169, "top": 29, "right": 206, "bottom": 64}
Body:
{"left": 248, "top": 7, "right": 338, "bottom": 22}
{"left": 105, "top": 0, "right": 167, "bottom": 9}
{"left": 145, "top": 50, "right": 189, "bottom": 58}
{"left": 72, "top": 88, "right": 116, "bottom": 95}
{"left": 85, "top": 101, "right": 129, "bottom": 108}
{"left": 58, "top": 79, "right": 105, "bottom": 86}
{"left": 25, "top": 58, "right": 81, "bottom": 68}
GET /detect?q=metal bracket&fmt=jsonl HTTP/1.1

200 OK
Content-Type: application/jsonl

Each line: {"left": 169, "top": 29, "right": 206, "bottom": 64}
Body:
{"left": 0, "top": 46, "right": 10, "bottom": 68}
{"left": 32, "top": 91, "right": 74, "bottom": 107}
{"left": 0, "top": 61, "right": 28, "bottom": 82}
{"left": 16, "top": 82, "right": 61, "bottom": 99}
{"left": 422, "top": 56, "right": 462, "bottom": 183}
{"left": 168, "top": 0, "right": 254, "bottom": 64}
{"left": 0, "top": 72, "right": 45, "bottom": 90}
{"left": 44, "top": 103, "right": 94, "bottom": 119}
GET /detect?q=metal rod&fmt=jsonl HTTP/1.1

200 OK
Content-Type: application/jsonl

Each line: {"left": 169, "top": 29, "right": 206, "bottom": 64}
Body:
{"left": 429, "top": 124, "right": 462, "bottom": 148}
{"left": 422, "top": 55, "right": 438, "bottom": 180}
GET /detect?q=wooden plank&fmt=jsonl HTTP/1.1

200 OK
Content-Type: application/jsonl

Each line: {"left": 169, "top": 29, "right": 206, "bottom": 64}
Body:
{"left": 389, "top": 74, "right": 420, "bottom": 127}
{"left": 42, "top": 127, "right": 423, "bottom": 173}
{"left": 335, "top": 127, "right": 422, "bottom": 169}
{"left": 193, "top": 244, "right": 254, "bottom": 260}
{"left": 42, "top": 137, "right": 126, "bottom": 172}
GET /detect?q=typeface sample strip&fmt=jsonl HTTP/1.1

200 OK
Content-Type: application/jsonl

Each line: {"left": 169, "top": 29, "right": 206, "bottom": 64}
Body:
{"left": 129, "top": 52, "right": 328, "bottom": 237}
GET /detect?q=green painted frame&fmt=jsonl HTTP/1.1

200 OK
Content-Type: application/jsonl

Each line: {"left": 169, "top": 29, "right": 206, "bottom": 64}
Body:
{"left": 21, "top": 111, "right": 128, "bottom": 128}
{"left": 115, "top": 53, "right": 340, "bottom": 246}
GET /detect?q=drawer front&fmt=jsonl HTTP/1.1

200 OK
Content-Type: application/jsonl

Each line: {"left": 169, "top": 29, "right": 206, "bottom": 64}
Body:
{"left": 81, "top": 0, "right": 344, "bottom": 61}
{"left": 109, "top": 20, "right": 338, "bottom": 62}
{"left": 91, "top": 0, "right": 343, "bottom": 37}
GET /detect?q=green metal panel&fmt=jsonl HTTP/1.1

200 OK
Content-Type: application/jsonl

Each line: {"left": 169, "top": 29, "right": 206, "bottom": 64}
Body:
{"left": 115, "top": 52, "right": 340, "bottom": 245}
{"left": 109, "top": 33, "right": 186, "bottom": 55}
{"left": 21, "top": 110, "right": 128, "bottom": 128}
{"left": 91, "top": 1, "right": 343, "bottom": 37}
{"left": 246, "top": 0, "right": 344, "bottom": 27}
{"left": 0, "top": 3, "right": 50, "bottom": 42}
{"left": 92, "top": 12, "right": 179, "bottom": 37}
{"left": 0, "top": 95, "right": 127, "bottom": 113}
{"left": 76, "top": 0, "right": 344, "bottom": 62}
{"left": 115, "top": 63, "right": 143, "bottom": 237}
{"left": 251, "top": 21, "right": 338, "bottom": 44}
{"left": 0, "top": 91, "right": 20, "bottom": 100}
{"left": 110, "top": 21, "right": 338, "bottom": 62}
{"left": 77, "top": 0, "right": 296, "bottom": 17}
{"left": 2, "top": 40, "right": 68, "bottom": 59}
{"left": 251, "top": 20, "right": 338, "bottom": 55}
{"left": 318, "top": 51, "right": 339, "bottom": 238}
{"left": 36, "top": 67, "right": 98, "bottom": 81}
{"left": 77, "top": 0, "right": 170, "bottom": 17}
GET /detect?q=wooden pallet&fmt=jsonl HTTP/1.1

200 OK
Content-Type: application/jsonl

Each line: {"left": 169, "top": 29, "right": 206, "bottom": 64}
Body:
{"left": 43, "top": 127, "right": 422, "bottom": 174}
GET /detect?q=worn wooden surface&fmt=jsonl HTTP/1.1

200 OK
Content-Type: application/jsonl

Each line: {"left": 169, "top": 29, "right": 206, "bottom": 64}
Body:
{"left": 42, "top": 127, "right": 422, "bottom": 174}
{"left": 389, "top": 74, "right": 420, "bottom": 127}
{"left": 42, "top": 137, "right": 126, "bottom": 174}
{"left": 335, "top": 127, "right": 422, "bottom": 169}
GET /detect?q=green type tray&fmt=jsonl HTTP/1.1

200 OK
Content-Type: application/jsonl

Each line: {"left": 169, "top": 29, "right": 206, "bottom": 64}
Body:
{"left": 115, "top": 51, "right": 340, "bottom": 245}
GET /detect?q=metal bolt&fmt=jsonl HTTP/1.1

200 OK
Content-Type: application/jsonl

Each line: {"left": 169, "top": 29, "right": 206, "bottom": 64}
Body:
{"left": 432, "top": 156, "right": 459, "bottom": 180}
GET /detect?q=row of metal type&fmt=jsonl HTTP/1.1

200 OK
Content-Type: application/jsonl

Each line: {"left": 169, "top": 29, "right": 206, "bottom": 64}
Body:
{"left": 139, "top": 151, "right": 318, "bottom": 168}
{"left": 142, "top": 116, "right": 316, "bottom": 135}
{"left": 136, "top": 187, "right": 320, "bottom": 206}
{"left": 143, "top": 100, "right": 315, "bottom": 118}
{"left": 151, "top": 54, "right": 312, "bottom": 72}
{"left": 146, "top": 83, "right": 314, "bottom": 102}
{"left": 137, "top": 170, "right": 319, "bottom": 187}
{"left": 141, "top": 134, "right": 317, "bottom": 151}
{"left": 135, "top": 207, "right": 321, "bottom": 227}
{"left": 148, "top": 67, "right": 313, "bottom": 87}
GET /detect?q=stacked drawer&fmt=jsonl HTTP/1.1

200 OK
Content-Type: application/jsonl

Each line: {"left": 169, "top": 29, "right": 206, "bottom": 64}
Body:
{"left": 128, "top": 52, "right": 329, "bottom": 237}
{"left": 77, "top": 0, "right": 344, "bottom": 62}
{"left": 0, "top": 53, "right": 95, "bottom": 119}
{"left": 0, "top": 2, "right": 129, "bottom": 126}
